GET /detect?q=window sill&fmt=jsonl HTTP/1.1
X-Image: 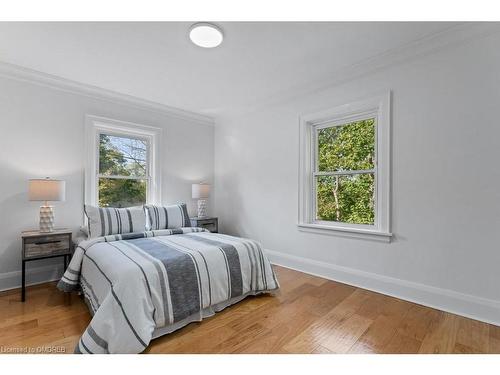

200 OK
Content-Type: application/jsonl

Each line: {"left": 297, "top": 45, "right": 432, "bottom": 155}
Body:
{"left": 297, "top": 223, "right": 392, "bottom": 242}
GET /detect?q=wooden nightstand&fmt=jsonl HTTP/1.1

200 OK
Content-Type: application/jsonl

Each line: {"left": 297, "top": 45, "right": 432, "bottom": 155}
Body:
{"left": 21, "top": 228, "right": 73, "bottom": 302}
{"left": 190, "top": 217, "right": 218, "bottom": 233}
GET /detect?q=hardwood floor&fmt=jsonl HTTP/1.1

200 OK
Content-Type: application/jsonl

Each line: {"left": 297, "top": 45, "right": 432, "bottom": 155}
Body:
{"left": 0, "top": 265, "right": 499, "bottom": 354}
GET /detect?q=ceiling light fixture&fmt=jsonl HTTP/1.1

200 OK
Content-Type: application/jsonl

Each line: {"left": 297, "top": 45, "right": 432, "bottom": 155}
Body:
{"left": 189, "top": 23, "right": 224, "bottom": 48}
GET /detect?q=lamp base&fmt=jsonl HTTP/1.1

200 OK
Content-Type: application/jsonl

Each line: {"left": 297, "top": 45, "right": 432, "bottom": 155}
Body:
{"left": 39, "top": 205, "right": 54, "bottom": 233}
{"left": 197, "top": 199, "right": 208, "bottom": 218}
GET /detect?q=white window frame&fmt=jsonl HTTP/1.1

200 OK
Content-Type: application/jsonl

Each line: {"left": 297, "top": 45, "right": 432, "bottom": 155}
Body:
{"left": 298, "top": 92, "right": 392, "bottom": 242}
{"left": 84, "top": 115, "right": 162, "bottom": 207}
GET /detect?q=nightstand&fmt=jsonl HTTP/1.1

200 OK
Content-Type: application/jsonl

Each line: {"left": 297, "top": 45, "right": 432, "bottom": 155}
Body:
{"left": 190, "top": 217, "right": 218, "bottom": 233}
{"left": 21, "top": 228, "right": 73, "bottom": 302}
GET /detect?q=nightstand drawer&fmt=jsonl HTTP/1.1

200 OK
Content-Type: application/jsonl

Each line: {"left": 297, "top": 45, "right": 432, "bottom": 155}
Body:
{"left": 199, "top": 222, "right": 217, "bottom": 232}
{"left": 190, "top": 217, "right": 218, "bottom": 233}
{"left": 24, "top": 234, "right": 70, "bottom": 258}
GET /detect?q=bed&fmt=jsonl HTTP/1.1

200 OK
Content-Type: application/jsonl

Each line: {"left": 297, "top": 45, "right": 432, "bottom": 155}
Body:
{"left": 57, "top": 227, "right": 279, "bottom": 354}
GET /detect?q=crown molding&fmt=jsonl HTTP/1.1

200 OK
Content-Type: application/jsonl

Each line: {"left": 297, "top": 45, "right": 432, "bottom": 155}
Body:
{"left": 2, "top": 23, "right": 499, "bottom": 122}
{"left": 229, "top": 22, "right": 500, "bottom": 117}
{"left": 0, "top": 61, "right": 215, "bottom": 126}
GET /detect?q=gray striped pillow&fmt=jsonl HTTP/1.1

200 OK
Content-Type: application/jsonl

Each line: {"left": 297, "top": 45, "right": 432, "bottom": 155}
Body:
{"left": 84, "top": 205, "right": 146, "bottom": 239}
{"left": 144, "top": 203, "right": 191, "bottom": 230}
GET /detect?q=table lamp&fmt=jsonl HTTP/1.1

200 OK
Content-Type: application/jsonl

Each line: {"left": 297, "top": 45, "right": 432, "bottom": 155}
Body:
{"left": 192, "top": 183, "right": 210, "bottom": 218}
{"left": 28, "top": 178, "right": 66, "bottom": 232}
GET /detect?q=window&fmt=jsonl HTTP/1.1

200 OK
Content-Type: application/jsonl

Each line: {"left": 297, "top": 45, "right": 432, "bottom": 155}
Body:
{"left": 85, "top": 115, "right": 161, "bottom": 208}
{"left": 315, "top": 118, "right": 375, "bottom": 225}
{"left": 98, "top": 134, "right": 148, "bottom": 207}
{"left": 299, "top": 93, "right": 391, "bottom": 241}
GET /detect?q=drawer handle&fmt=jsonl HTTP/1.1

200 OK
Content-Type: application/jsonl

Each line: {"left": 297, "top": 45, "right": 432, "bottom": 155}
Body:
{"left": 34, "top": 240, "right": 62, "bottom": 245}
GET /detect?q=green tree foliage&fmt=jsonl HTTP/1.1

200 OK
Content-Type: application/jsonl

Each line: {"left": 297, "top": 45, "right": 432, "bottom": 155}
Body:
{"left": 316, "top": 119, "right": 375, "bottom": 225}
{"left": 98, "top": 135, "right": 147, "bottom": 208}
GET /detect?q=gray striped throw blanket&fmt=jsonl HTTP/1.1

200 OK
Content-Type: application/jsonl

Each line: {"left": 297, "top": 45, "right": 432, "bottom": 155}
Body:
{"left": 57, "top": 228, "right": 279, "bottom": 353}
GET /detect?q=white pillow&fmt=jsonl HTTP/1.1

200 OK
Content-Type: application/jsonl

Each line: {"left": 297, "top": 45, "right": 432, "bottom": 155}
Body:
{"left": 144, "top": 203, "right": 191, "bottom": 230}
{"left": 84, "top": 205, "right": 146, "bottom": 239}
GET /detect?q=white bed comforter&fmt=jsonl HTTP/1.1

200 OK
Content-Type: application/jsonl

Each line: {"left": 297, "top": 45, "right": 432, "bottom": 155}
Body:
{"left": 58, "top": 228, "right": 279, "bottom": 354}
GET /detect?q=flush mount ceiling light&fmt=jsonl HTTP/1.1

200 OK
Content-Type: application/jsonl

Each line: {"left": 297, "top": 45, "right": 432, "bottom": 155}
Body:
{"left": 189, "top": 23, "right": 224, "bottom": 48}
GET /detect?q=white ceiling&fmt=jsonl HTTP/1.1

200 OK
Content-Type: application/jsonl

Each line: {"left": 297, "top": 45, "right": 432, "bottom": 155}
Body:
{"left": 0, "top": 22, "right": 461, "bottom": 117}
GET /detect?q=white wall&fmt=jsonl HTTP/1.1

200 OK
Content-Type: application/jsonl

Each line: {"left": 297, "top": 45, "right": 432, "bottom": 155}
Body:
{"left": 0, "top": 76, "right": 214, "bottom": 290}
{"left": 214, "top": 32, "right": 500, "bottom": 324}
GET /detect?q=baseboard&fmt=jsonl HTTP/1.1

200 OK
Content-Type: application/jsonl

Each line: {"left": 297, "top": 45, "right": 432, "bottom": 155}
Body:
{"left": 0, "top": 264, "right": 64, "bottom": 292}
{"left": 265, "top": 249, "right": 500, "bottom": 327}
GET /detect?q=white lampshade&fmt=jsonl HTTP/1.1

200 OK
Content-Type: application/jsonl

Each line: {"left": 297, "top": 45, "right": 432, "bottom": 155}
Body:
{"left": 192, "top": 183, "right": 210, "bottom": 199}
{"left": 29, "top": 179, "right": 66, "bottom": 202}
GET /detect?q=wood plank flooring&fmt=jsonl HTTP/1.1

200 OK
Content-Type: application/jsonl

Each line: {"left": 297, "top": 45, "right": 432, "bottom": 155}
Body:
{"left": 0, "top": 265, "right": 498, "bottom": 354}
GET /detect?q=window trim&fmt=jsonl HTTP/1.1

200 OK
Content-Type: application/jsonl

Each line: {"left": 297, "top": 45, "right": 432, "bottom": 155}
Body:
{"left": 84, "top": 115, "right": 162, "bottom": 207}
{"left": 298, "top": 92, "right": 392, "bottom": 242}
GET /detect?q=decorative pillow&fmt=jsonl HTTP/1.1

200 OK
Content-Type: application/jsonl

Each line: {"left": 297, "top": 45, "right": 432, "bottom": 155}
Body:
{"left": 84, "top": 205, "right": 146, "bottom": 239}
{"left": 144, "top": 203, "right": 191, "bottom": 230}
